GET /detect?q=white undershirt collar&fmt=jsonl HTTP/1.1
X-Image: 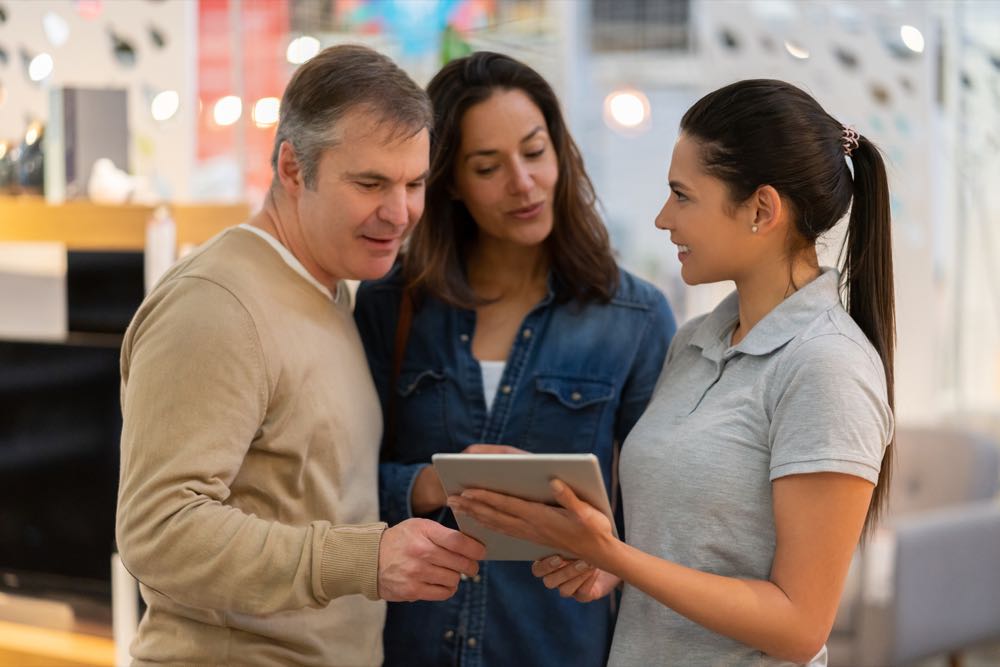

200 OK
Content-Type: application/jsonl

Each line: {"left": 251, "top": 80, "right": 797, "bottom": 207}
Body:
{"left": 238, "top": 223, "right": 346, "bottom": 304}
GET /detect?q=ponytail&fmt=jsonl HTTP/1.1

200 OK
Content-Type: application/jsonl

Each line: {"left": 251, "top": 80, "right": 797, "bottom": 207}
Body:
{"left": 841, "top": 135, "right": 895, "bottom": 535}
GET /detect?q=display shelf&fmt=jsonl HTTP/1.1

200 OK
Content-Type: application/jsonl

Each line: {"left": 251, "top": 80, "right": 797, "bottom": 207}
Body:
{"left": 0, "top": 196, "right": 249, "bottom": 251}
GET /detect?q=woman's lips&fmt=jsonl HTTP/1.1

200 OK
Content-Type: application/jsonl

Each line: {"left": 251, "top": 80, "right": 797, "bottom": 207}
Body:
{"left": 508, "top": 202, "right": 545, "bottom": 220}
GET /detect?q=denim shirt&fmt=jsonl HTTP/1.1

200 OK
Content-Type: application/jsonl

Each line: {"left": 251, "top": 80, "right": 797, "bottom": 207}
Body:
{"left": 354, "top": 264, "right": 675, "bottom": 667}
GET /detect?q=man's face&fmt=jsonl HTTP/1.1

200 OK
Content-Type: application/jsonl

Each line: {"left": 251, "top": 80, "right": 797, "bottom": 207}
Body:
{"left": 294, "top": 108, "right": 429, "bottom": 285}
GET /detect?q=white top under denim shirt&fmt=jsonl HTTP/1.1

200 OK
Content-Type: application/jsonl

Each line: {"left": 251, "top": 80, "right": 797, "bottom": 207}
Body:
{"left": 613, "top": 268, "right": 892, "bottom": 667}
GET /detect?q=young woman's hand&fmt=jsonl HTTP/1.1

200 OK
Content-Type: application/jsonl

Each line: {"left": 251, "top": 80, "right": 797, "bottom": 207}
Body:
{"left": 447, "top": 478, "right": 615, "bottom": 565}
{"left": 531, "top": 555, "right": 621, "bottom": 602}
{"left": 411, "top": 444, "right": 528, "bottom": 515}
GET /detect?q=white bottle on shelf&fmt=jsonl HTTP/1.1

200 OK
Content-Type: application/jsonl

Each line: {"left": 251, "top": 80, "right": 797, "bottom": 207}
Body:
{"left": 144, "top": 205, "right": 176, "bottom": 294}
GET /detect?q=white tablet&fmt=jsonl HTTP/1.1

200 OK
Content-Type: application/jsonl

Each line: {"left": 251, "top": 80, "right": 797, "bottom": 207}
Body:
{"left": 432, "top": 453, "right": 617, "bottom": 561}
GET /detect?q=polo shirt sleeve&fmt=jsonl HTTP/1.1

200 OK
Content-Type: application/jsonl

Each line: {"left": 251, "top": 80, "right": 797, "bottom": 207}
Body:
{"left": 768, "top": 334, "right": 892, "bottom": 484}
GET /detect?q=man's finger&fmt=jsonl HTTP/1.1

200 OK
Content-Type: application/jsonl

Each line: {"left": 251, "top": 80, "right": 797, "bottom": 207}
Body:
{"left": 425, "top": 523, "right": 487, "bottom": 562}
{"left": 425, "top": 543, "right": 481, "bottom": 578}
{"left": 414, "top": 582, "right": 459, "bottom": 602}
{"left": 416, "top": 563, "right": 463, "bottom": 589}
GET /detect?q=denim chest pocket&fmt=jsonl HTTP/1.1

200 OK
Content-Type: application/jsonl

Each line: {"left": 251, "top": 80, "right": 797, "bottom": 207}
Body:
{"left": 394, "top": 368, "right": 451, "bottom": 457}
{"left": 523, "top": 375, "right": 615, "bottom": 452}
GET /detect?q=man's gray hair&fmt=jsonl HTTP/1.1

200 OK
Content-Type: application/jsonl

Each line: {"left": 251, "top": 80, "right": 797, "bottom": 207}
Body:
{"left": 270, "top": 44, "right": 432, "bottom": 189}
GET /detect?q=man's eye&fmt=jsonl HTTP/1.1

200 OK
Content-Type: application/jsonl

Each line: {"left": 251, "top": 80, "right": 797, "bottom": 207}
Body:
{"left": 357, "top": 182, "right": 379, "bottom": 190}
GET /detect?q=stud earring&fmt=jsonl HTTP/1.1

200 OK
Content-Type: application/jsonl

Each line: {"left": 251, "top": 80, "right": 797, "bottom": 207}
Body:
{"left": 751, "top": 224, "right": 759, "bottom": 233}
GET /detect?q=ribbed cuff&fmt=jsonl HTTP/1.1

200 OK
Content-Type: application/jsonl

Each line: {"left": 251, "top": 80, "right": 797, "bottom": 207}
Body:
{"left": 320, "top": 522, "right": 386, "bottom": 602}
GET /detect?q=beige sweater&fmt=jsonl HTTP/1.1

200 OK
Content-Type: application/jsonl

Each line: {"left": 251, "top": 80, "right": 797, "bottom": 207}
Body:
{"left": 117, "top": 227, "right": 386, "bottom": 666}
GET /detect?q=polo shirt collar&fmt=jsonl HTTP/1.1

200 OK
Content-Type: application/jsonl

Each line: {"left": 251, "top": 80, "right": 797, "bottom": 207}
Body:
{"left": 690, "top": 267, "right": 842, "bottom": 361}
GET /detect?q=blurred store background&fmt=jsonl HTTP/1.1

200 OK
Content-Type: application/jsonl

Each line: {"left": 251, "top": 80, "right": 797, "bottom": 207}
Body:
{"left": 0, "top": 1, "right": 999, "bottom": 666}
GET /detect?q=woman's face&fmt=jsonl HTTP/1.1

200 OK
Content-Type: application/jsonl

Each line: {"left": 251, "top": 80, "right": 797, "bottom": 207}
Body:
{"left": 452, "top": 88, "right": 559, "bottom": 249}
{"left": 655, "top": 133, "right": 756, "bottom": 285}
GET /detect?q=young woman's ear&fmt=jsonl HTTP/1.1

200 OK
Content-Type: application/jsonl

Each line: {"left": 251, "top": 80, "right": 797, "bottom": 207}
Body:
{"left": 749, "top": 185, "right": 784, "bottom": 235}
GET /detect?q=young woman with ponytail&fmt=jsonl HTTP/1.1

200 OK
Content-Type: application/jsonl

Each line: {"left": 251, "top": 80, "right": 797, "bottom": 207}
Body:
{"left": 447, "top": 79, "right": 895, "bottom": 666}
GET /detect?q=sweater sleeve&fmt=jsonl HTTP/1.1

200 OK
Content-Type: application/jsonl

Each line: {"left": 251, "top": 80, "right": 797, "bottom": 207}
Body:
{"left": 116, "top": 276, "right": 384, "bottom": 615}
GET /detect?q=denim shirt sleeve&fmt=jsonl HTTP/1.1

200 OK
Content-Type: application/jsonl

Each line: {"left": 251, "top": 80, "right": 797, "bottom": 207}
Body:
{"left": 614, "top": 289, "right": 676, "bottom": 444}
{"left": 353, "top": 279, "right": 424, "bottom": 526}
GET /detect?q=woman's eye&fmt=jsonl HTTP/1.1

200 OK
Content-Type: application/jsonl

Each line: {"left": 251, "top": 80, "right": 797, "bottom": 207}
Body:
{"left": 525, "top": 148, "right": 545, "bottom": 159}
{"left": 672, "top": 190, "right": 687, "bottom": 201}
{"left": 475, "top": 166, "right": 498, "bottom": 176}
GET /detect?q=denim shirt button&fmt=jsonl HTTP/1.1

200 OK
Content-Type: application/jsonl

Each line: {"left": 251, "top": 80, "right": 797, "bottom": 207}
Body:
{"left": 473, "top": 574, "right": 482, "bottom": 583}
{"left": 522, "top": 328, "right": 532, "bottom": 339}
{"left": 443, "top": 629, "right": 455, "bottom": 640}
{"left": 459, "top": 333, "right": 470, "bottom": 343}
{"left": 501, "top": 385, "right": 512, "bottom": 395}
{"left": 467, "top": 637, "right": 478, "bottom": 648}
{"left": 460, "top": 573, "right": 468, "bottom": 581}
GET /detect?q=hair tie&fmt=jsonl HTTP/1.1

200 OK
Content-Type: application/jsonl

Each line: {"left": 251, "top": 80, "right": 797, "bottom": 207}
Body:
{"left": 842, "top": 125, "right": 860, "bottom": 156}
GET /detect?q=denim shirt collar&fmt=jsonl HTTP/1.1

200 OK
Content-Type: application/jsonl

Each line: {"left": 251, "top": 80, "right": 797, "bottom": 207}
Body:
{"left": 690, "top": 267, "right": 842, "bottom": 361}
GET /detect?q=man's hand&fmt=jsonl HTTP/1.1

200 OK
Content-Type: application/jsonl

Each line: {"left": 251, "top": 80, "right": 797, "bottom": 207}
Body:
{"left": 411, "top": 444, "right": 528, "bottom": 515}
{"left": 377, "top": 518, "right": 486, "bottom": 601}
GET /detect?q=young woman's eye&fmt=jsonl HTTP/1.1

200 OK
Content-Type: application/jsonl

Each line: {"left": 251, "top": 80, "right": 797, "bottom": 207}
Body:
{"left": 475, "top": 166, "right": 498, "bottom": 176}
{"left": 525, "top": 148, "right": 545, "bottom": 159}
{"left": 672, "top": 190, "right": 688, "bottom": 202}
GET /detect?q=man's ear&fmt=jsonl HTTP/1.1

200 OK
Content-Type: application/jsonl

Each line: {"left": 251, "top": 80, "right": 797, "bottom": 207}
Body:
{"left": 276, "top": 141, "right": 305, "bottom": 197}
{"left": 750, "top": 184, "right": 784, "bottom": 235}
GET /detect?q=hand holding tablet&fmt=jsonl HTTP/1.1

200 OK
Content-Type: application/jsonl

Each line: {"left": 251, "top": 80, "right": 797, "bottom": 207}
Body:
{"left": 433, "top": 452, "right": 618, "bottom": 561}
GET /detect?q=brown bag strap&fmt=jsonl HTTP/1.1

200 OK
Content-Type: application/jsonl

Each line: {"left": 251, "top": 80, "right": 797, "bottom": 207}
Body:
{"left": 384, "top": 288, "right": 413, "bottom": 460}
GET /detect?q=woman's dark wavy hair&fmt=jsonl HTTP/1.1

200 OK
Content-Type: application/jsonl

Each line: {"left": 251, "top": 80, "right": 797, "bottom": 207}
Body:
{"left": 403, "top": 51, "right": 618, "bottom": 307}
{"left": 681, "top": 79, "right": 895, "bottom": 537}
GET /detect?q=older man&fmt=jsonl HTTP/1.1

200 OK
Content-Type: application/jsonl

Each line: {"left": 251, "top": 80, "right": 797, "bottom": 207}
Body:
{"left": 116, "top": 45, "right": 485, "bottom": 666}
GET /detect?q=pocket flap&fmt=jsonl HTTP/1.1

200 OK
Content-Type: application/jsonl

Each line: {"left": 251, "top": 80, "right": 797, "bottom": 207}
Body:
{"left": 535, "top": 376, "right": 614, "bottom": 409}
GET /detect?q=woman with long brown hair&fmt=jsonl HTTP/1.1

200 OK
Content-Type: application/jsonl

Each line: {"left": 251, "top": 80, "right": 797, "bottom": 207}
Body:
{"left": 449, "top": 79, "right": 895, "bottom": 666}
{"left": 353, "top": 52, "right": 675, "bottom": 666}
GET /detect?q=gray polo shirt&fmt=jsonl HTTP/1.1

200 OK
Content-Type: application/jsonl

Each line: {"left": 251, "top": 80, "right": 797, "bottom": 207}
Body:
{"left": 611, "top": 268, "right": 892, "bottom": 667}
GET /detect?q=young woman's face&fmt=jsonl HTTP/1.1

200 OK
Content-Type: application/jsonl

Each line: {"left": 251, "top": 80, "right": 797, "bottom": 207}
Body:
{"left": 655, "top": 133, "right": 756, "bottom": 285}
{"left": 452, "top": 88, "right": 559, "bottom": 249}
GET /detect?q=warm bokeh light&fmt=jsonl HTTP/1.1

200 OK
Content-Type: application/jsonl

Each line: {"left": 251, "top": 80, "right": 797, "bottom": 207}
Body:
{"left": 213, "top": 95, "right": 243, "bottom": 127}
{"left": 286, "top": 35, "right": 320, "bottom": 65}
{"left": 604, "top": 88, "right": 650, "bottom": 131}
{"left": 252, "top": 97, "right": 280, "bottom": 128}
